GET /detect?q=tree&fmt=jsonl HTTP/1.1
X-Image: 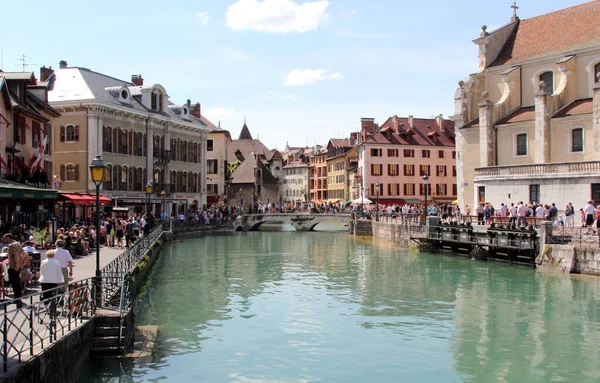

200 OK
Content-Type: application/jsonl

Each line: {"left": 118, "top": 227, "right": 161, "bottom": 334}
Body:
{"left": 227, "top": 160, "right": 241, "bottom": 176}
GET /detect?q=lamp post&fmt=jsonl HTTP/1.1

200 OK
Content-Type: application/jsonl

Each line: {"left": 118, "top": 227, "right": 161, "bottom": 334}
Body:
{"left": 375, "top": 182, "right": 380, "bottom": 222}
{"left": 145, "top": 182, "right": 153, "bottom": 217}
{"left": 423, "top": 174, "right": 429, "bottom": 220}
{"left": 89, "top": 155, "right": 106, "bottom": 308}
{"left": 160, "top": 190, "right": 166, "bottom": 221}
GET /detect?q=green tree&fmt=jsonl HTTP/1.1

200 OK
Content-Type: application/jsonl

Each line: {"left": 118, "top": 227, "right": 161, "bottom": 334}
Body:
{"left": 227, "top": 160, "right": 241, "bottom": 175}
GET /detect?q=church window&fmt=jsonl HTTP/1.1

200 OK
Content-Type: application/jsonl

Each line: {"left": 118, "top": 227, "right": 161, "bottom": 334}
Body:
{"left": 516, "top": 133, "right": 527, "bottom": 156}
{"left": 539, "top": 71, "right": 554, "bottom": 93}
{"left": 571, "top": 128, "right": 583, "bottom": 153}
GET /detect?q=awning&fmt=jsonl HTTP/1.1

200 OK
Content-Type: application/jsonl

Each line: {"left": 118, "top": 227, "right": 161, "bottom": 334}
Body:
{"left": 0, "top": 184, "right": 57, "bottom": 200}
{"left": 60, "top": 193, "right": 111, "bottom": 205}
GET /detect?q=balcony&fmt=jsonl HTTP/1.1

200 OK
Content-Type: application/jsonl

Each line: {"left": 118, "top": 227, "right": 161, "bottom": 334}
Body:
{"left": 153, "top": 182, "right": 176, "bottom": 194}
{"left": 474, "top": 161, "right": 600, "bottom": 181}
{"left": 153, "top": 149, "right": 171, "bottom": 165}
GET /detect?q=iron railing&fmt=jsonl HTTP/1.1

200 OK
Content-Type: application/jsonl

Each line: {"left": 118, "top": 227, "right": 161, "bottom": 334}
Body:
{"left": 546, "top": 226, "right": 600, "bottom": 248}
{"left": 1, "top": 279, "right": 95, "bottom": 372}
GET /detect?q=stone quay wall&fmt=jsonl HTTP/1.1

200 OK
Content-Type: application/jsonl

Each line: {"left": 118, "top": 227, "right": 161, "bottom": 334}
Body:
{"left": 539, "top": 244, "right": 600, "bottom": 276}
{"left": 371, "top": 221, "right": 412, "bottom": 248}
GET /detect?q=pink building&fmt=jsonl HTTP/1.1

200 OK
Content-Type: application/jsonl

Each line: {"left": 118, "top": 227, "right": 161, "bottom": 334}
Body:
{"left": 356, "top": 115, "right": 456, "bottom": 205}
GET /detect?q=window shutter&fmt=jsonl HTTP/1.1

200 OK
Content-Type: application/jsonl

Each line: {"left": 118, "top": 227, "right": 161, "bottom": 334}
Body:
{"left": 129, "top": 167, "right": 134, "bottom": 191}
{"left": 74, "top": 164, "right": 79, "bottom": 181}
{"left": 74, "top": 125, "right": 80, "bottom": 141}
{"left": 371, "top": 164, "right": 374, "bottom": 175}
{"left": 60, "top": 165, "right": 65, "bottom": 181}
{"left": 427, "top": 165, "right": 431, "bottom": 176}
{"left": 444, "top": 166, "right": 447, "bottom": 177}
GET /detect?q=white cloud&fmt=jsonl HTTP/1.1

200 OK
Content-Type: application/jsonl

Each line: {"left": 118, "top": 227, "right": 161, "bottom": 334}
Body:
{"left": 340, "top": 9, "right": 358, "bottom": 17}
{"left": 203, "top": 107, "right": 236, "bottom": 122}
{"left": 226, "top": 0, "right": 329, "bottom": 33}
{"left": 282, "top": 94, "right": 297, "bottom": 100}
{"left": 197, "top": 11, "right": 209, "bottom": 26}
{"left": 283, "top": 68, "right": 343, "bottom": 86}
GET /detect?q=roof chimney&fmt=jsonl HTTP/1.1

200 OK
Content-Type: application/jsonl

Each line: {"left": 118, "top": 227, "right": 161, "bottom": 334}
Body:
{"left": 360, "top": 118, "right": 376, "bottom": 141}
{"left": 59, "top": 60, "right": 68, "bottom": 69}
{"left": 191, "top": 102, "right": 201, "bottom": 119}
{"left": 436, "top": 114, "right": 445, "bottom": 132}
{"left": 131, "top": 74, "right": 144, "bottom": 86}
{"left": 408, "top": 115, "right": 414, "bottom": 128}
{"left": 40, "top": 66, "right": 54, "bottom": 82}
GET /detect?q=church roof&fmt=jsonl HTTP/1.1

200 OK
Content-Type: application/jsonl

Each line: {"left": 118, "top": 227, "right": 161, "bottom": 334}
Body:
{"left": 496, "top": 106, "right": 535, "bottom": 124}
{"left": 238, "top": 122, "right": 253, "bottom": 140}
{"left": 227, "top": 139, "right": 271, "bottom": 163}
{"left": 366, "top": 116, "right": 455, "bottom": 147}
{"left": 490, "top": 2, "right": 600, "bottom": 67}
{"left": 553, "top": 98, "right": 593, "bottom": 118}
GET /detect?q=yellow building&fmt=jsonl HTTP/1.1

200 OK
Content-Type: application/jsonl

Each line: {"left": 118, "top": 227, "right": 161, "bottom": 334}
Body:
{"left": 48, "top": 62, "right": 212, "bottom": 216}
{"left": 207, "top": 126, "right": 231, "bottom": 205}
{"left": 325, "top": 138, "right": 353, "bottom": 202}
{"left": 453, "top": 2, "right": 600, "bottom": 210}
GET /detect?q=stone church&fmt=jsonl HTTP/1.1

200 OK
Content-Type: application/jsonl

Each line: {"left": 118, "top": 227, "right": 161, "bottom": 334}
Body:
{"left": 453, "top": 1, "right": 600, "bottom": 211}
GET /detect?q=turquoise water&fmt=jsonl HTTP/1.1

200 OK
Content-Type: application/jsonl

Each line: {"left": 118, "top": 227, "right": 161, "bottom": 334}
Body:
{"left": 78, "top": 232, "right": 600, "bottom": 383}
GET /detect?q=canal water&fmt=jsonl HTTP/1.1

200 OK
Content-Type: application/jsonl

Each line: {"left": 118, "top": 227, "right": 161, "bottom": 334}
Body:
{"left": 78, "top": 232, "right": 600, "bottom": 383}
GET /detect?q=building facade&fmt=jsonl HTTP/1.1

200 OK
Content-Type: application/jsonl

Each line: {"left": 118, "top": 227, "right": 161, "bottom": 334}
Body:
{"left": 453, "top": 2, "right": 600, "bottom": 210}
{"left": 48, "top": 62, "right": 211, "bottom": 215}
{"left": 0, "top": 70, "right": 60, "bottom": 232}
{"left": 357, "top": 115, "right": 456, "bottom": 205}
{"left": 207, "top": 126, "right": 231, "bottom": 205}
{"left": 325, "top": 138, "right": 352, "bottom": 202}
{"left": 309, "top": 149, "right": 328, "bottom": 202}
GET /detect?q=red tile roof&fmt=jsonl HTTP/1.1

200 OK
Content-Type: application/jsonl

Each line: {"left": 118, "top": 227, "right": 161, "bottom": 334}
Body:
{"left": 496, "top": 106, "right": 535, "bottom": 124}
{"left": 491, "top": 2, "right": 600, "bottom": 67}
{"left": 367, "top": 116, "right": 455, "bottom": 147}
{"left": 553, "top": 98, "right": 593, "bottom": 118}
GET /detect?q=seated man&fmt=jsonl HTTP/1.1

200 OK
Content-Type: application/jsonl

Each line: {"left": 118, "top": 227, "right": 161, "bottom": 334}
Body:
{"left": 23, "top": 241, "right": 36, "bottom": 253}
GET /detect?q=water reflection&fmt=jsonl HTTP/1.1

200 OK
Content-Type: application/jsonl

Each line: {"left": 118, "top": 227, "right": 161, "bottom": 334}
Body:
{"left": 78, "top": 232, "right": 600, "bottom": 383}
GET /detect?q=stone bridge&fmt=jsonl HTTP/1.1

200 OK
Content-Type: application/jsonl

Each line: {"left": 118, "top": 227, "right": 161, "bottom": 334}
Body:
{"left": 234, "top": 213, "right": 351, "bottom": 232}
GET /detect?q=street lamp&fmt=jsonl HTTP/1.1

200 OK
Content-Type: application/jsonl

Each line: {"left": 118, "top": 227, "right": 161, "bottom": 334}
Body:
{"left": 160, "top": 190, "right": 166, "bottom": 221}
{"left": 89, "top": 155, "right": 106, "bottom": 308}
{"left": 375, "top": 182, "right": 380, "bottom": 222}
{"left": 423, "top": 174, "right": 429, "bottom": 220}
{"left": 145, "top": 182, "right": 153, "bottom": 216}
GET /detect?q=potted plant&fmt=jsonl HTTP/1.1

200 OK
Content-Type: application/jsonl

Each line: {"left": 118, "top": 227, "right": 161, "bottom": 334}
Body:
{"left": 32, "top": 228, "right": 48, "bottom": 249}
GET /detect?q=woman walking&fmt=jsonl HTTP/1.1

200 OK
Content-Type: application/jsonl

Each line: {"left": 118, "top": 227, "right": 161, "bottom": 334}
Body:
{"left": 38, "top": 249, "right": 64, "bottom": 309}
{"left": 115, "top": 219, "right": 124, "bottom": 249}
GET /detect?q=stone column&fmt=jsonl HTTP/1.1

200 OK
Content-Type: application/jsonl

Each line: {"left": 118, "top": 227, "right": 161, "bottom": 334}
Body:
{"left": 593, "top": 74, "right": 600, "bottom": 160}
{"left": 478, "top": 92, "right": 494, "bottom": 167}
{"left": 534, "top": 81, "right": 551, "bottom": 163}
{"left": 453, "top": 81, "right": 467, "bottom": 208}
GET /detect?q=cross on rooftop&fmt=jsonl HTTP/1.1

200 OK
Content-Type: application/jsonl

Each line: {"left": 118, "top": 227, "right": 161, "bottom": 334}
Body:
{"left": 511, "top": 1, "right": 519, "bottom": 21}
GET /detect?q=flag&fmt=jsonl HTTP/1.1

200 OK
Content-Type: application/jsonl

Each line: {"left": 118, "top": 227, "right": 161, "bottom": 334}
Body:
{"left": 0, "top": 155, "right": 9, "bottom": 171}
{"left": 29, "top": 134, "right": 48, "bottom": 177}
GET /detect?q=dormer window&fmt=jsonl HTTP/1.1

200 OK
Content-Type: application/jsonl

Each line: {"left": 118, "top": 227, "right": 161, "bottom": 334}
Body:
{"left": 119, "top": 87, "right": 130, "bottom": 103}
{"left": 539, "top": 71, "right": 554, "bottom": 93}
{"left": 121, "top": 90, "right": 128, "bottom": 99}
{"left": 151, "top": 89, "right": 164, "bottom": 111}
{"left": 183, "top": 107, "right": 188, "bottom": 116}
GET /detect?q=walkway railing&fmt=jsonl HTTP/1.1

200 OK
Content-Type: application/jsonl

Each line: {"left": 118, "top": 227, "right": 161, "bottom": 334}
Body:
{"left": 1, "top": 279, "right": 95, "bottom": 372}
{"left": 546, "top": 226, "right": 600, "bottom": 248}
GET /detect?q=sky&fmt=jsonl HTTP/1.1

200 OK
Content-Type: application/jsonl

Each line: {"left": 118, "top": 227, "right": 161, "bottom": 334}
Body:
{"left": 0, "top": 0, "right": 585, "bottom": 150}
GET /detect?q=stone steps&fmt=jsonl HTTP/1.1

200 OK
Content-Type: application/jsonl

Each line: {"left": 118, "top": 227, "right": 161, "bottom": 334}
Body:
{"left": 354, "top": 220, "right": 373, "bottom": 236}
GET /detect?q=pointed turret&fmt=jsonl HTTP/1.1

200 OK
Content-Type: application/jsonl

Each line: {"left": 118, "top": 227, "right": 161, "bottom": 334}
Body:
{"left": 238, "top": 118, "right": 253, "bottom": 140}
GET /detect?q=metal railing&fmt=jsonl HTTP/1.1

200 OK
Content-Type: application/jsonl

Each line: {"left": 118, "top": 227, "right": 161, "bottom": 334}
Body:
{"left": 1, "top": 279, "right": 95, "bottom": 372}
{"left": 546, "top": 226, "right": 600, "bottom": 248}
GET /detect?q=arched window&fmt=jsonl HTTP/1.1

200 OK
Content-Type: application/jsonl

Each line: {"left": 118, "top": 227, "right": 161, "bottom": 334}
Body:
{"left": 60, "top": 125, "right": 80, "bottom": 142}
{"left": 137, "top": 132, "right": 143, "bottom": 156}
{"left": 121, "top": 166, "right": 128, "bottom": 190}
{"left": 151, "top": 89, "right": 164, "bottom": 111}
{"left": 188, "top": 172, "right": 193, "bottom": 193}
{"left": 120, "top": 129, "right": 128, "bottom": 154}
{"left": 103, "top": 126, "right": 113, "bottom": 152}
{"left": 516, "top": 133, "right": 527, "bottom": 156}
{"left": 154, "top": 135, "right": 161, "bottom": 153}
{"left": 193, "top": 143, "right": 198, "bottom": 163}
{"left": 105, "top": 164, "right": 112, "bottom": 190}
{"left": 171, "top": 139, "right": 177, "bottom": 161}
{"left": 595, "top": 63, "right": 600, "bottom": 83}
{"left": 182, "top": 171, "right": 188, "bottom": 193}
{"left": 571, "top": 128, "right": 583, "bottom": 152}
{"left": 192, "top": 172, "right": 198, "bottom": 193}
{"left": 170, "top": 171, "right": 176, "bottom": 191}
{"left": 182, "top": 141, "right": 188, "bottom": 162}
{"left": 539, "top": 71, "right": 554, "bottom": 93}
{"left": 188, "top": 143, "right": 193, "bottom": 163}
{"left": 128, "top": 167, "right": 134, "bottom": 191}
{"left": 61, "top": 164, "right": 79, "bottom": 181}
{"left": 135, "top": 167, "right": 143, "bottom": 190}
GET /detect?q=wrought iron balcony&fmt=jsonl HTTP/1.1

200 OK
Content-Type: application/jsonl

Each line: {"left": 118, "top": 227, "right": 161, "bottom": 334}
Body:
{"left": 153, "top": 149, "right": 171, "bottom": 165}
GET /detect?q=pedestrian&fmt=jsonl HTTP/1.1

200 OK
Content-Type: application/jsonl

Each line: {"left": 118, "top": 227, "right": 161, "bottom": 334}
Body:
{"left": 584, "top": 200, "right": 595, "bottom": 234}
{"left": 2, "top": 234, "right": 24, "bottom": 308}
{"left": 54, "top": 239, "right": 74, "bottom": 289}
{"left": 38, "top": 249, "right": 64, "bottom": 307}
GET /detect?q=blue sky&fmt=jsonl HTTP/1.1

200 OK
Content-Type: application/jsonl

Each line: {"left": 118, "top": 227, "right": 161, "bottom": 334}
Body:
{"left": 1, "top": 0, "right": 584, "bottom": 150}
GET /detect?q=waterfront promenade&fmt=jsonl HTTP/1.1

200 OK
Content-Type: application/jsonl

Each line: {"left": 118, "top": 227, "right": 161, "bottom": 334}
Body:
{"left": 0, "top": 245, "right": 126, "bottom": 378}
